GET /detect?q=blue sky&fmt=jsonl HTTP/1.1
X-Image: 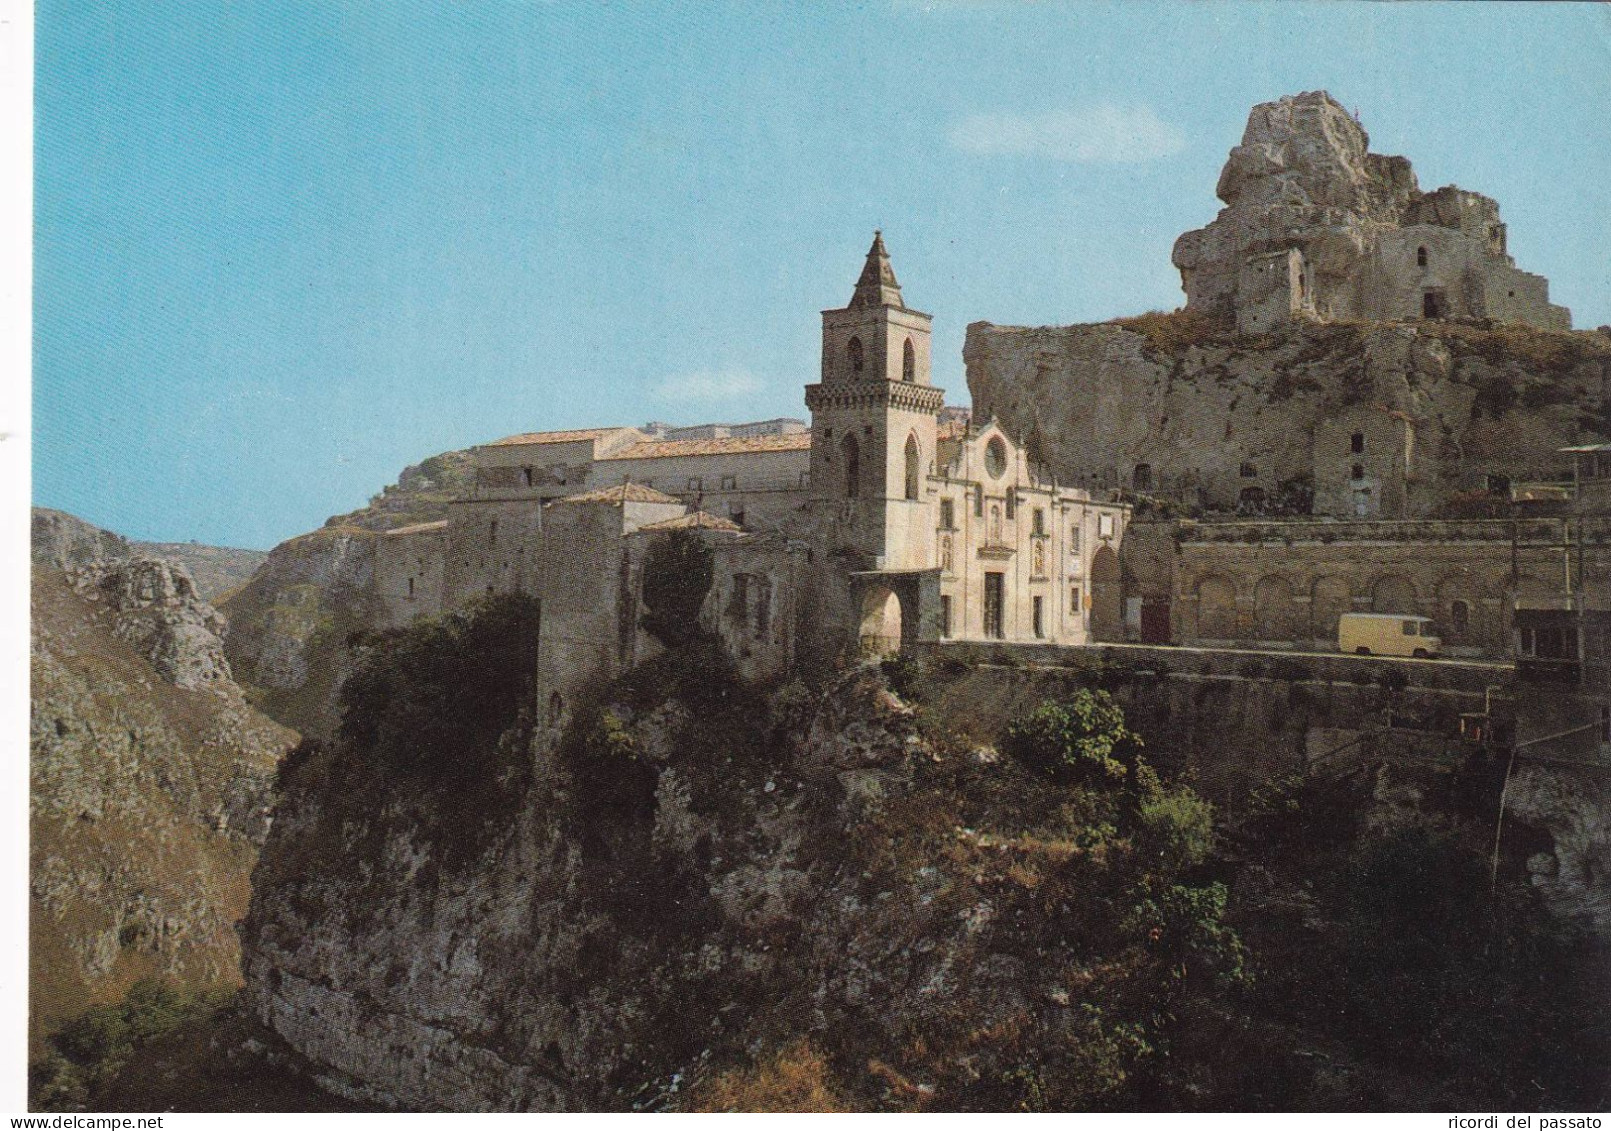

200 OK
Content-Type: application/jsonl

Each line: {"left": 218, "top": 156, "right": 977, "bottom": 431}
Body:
{"left": 34, "top": 1, "right": 1611, "bottom": 550}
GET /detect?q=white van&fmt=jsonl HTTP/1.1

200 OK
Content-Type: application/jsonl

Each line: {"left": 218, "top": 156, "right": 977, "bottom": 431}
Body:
{"left": 1338, "top": 613, "right": 1441, "bottom": 659}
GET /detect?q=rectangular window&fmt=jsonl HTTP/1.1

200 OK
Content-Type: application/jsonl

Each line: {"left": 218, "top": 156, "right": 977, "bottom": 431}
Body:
{"left": 974, "top": 485, "right": 984, "bottom": 518}
{"left": 721, "top": 475, "right": 737, "bottom": 491}
{"left": 1032, "top": 508, "right": 1045, "bottom": 536}
{"left": 1402, "top": 620, "right": 1417, "bottom": 636}
{"left": 1070, "top": 585, "right": 1083, "bottom": 616}
{"left": 407, "top": 577, "right": 415, "bottom": 600}
{"left": 688, "top": 477, "right": 702, "bottom": 492}
{"left": 1033, "top": 596, "right": 1045, "bottom": 639}
{"left": 1070, "top": 525, "right": 1081, "bottom": 553}
{"left": 522, "top": 467, "right": 534, "bottom": 488}
{"left": 940, "top": 594, "right": 952, "bottom": 639}
{"left": 754, "top": 577, "right": 770, "bottom": 638}
{"left": 984, "top": 572, "right": 1005, "bottom": 639}
{"left": 939, "top": 499, "right": 955, "bottom": 530}
{"left": 1005, "top": 488, "right": 1016, "bottom": 521}
{"left": 1601, "top": 706, "right": 1610, "bottom": 744}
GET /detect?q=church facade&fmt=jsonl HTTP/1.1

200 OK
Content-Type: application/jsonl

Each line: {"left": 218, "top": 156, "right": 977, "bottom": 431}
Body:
{"left": 375, "top": 234, "right": 1129, "bottom": 712}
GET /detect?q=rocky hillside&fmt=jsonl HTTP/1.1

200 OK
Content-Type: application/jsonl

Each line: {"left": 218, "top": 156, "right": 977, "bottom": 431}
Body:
{"left": 30, "top": 518, "right": 297, "bottom": 1052}
{"left": 965, "top": 312, "right": 1611, "bottom": 514}
{"left": 239, "top": 607, "right": 1609, "bottom": 1111}
{"left": 221, "top": 449, "right": 472, "bottom": 738}
{"left": 131, "top": 542, "right": 270, "bottom": 603}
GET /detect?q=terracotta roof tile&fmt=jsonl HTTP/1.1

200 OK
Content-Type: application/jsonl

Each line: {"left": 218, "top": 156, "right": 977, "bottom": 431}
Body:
{"left": 635, "top": 511, "right": 743, "bottom": 533}
{"left": 552, "top": 483, "right": 683, "bottom": 506}
{"left": 604, "top": 433, "right": 812, "bottom": 460}
{"left": 487, "top": 427, "right": 619, "bottom": 447}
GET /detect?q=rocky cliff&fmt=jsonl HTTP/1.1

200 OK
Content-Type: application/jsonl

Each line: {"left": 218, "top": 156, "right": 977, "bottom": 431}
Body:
{"left": 30, "top": 514, "right": 297, "bottom": 1050}
{"left": 965, "top": 313, "right": 1610, "bottom": 515}
{"left": 130, "top": 542, "right": 270, "bottom": 603}
{"left": 221, "top": 449, "right": 472, "bottom": 738}
{"left": 240, "top": 623, "right": 1609, "bottom": 1111}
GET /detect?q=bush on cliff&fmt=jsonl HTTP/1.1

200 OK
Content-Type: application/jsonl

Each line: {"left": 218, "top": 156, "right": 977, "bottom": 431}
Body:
{"left": 339, "top": 591, "right": 541, "bottom": 782}
{"left": 1003, "top": 688, "right": 1145, "bottom": 790}
{"left": 640, "top": 530, "right": 714, "bottom": 648}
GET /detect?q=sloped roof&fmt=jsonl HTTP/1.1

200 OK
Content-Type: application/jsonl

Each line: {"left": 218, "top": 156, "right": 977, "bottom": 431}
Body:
{"left": 551, "top": 483, "right": 682, "bottom": 506}
{"left": 604, "top": 433, "right": 813, "bottom": 460}
{"left": 635, "top": 511, "right": 743, "bottom": 533}
{"left": 487, "top": 427, "right": 621, "bottom": 447}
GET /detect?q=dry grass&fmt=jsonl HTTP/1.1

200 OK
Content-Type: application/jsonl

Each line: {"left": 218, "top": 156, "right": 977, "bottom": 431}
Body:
{"left": 685, "top": 1039, "right": 852, "bottom": 1113}
{"left": 1108, "top": 309, "right": 1232, "bottom": 354}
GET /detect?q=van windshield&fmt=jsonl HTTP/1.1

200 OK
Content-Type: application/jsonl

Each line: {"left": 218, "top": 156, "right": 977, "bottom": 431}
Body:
{"left": 1421, "top": 623, "right": 1436, "bottom": 636}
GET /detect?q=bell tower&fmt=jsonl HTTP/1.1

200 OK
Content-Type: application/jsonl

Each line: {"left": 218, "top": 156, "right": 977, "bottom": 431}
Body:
{"left": 805, "top": 232, "right": 945, "bottom": 568}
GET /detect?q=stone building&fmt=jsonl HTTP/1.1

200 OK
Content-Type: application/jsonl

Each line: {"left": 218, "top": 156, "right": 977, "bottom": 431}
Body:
{"left": 375, "top": 233, "right": 1130, "bottom": 714}
{"left": 1174, "top": 90, "right": 1571, "bottom": 333}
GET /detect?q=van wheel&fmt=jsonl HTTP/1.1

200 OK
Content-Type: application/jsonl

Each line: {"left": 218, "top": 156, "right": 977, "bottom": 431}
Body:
{"left": 1355, "top": 646, "right": 1371, "bottom": 655}
{"left": 1413, "top": 648, "right": 1429, "bottom": 659}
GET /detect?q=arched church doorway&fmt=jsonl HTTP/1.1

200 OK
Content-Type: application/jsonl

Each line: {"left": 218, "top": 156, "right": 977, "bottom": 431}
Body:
{"left": 859, "top": 587, "right": 903, "bottom": 658}
{"left": 1090, "top": 544, "right": 1123, "bottom": 641}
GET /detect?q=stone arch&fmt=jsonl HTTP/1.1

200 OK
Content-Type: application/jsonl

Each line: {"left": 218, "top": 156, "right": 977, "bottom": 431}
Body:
{"left": 1195, "top": 574, "right": 1238, "bottom": 640}
{"left": 847, "top": 336, "right": 864, "bottom": 374}
{"left": 902, "top": 337, "right": 915, "bottom": 382}
{"left": 1090, "top": 544, "right": 1123, "bottom": 642}
{"left": 859, "top": 586, "right": 902, "bottom": 658}
{"left": 1311, "top": 575, "right": 1352, "bottom": 643}
{"left": 903, "top": 433, "right": 921, "bottom": 500}
{"left": 841, "top": 432, "right": 860, "bottom": 498}
{"left": 1253, "top": 574, "right": 1298, "bottom": 641}
{"left": 1371, "top": 574, "right": 1417, "bottom": 615}
{"left": 1434, "top": 571, "right": 1482, "bottom": 647}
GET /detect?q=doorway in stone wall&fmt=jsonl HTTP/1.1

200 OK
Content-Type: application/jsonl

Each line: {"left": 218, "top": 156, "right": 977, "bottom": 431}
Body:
{"left": 1422, "top": 289, "right": 1448, "bottom": 319}
{"left": 983, "top": 572, "right": 1005, "bottom": 639}
{"left": 859, "top": 587, "right": 903, "bottom": 658}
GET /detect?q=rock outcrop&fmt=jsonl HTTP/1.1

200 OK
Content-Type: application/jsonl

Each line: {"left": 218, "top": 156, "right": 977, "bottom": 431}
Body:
{"left": 30, "top": 514, "right": 297, "bottom": 1050}
{"left": 966, "top": 315, "right": 1609, "bottom": 518}
{"left": 1173, "top": 90, "right": 1569, "bottom": 332}
{"left": 221, "top": 449, "right": 472, "bottom": 738}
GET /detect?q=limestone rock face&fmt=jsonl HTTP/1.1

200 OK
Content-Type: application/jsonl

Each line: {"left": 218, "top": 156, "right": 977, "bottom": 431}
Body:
{"left": 964, "top": 315, "right": 1610, "bottom": 518}
{"left": 221, "top": 449, "right": 471, "bottom": 738}
{"left": 99, "top": 557, "right": 235, "bottom": 691}
{"left": 1508, "top": 765, "right": 1611, "bottom": 935}
{"left": 30, "top": 554, "right": 296, "bottom": 1049}
{"left": 238, "top": 670, "right": 1045, "bottom": 1111}
{"left": 1174, "top": 90, "right": 1568, "bottom": 331}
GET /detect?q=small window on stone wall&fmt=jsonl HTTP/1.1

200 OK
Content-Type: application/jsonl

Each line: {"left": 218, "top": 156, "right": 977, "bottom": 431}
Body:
{"left": 1240, "top": 462, "right": 1258, "bottom": 478}
{"left": 721, "top": 475, "right": 737, "bottom": 491}
{"left": 1032, "top": 508, "right": 1045, "bottom": 536}
{"left": 847, "top": 336, "right": 864, "bottom": 374}
{"left": 1351, "top": 432, "right": 1365, "bottom": 455}
{"left": 902, "top": 338, "right": 915, "bottom": 382}
{"left": 1417, "top": 246, "right": 1428, "bottom": 268}
{"left": 939, "top": 498, "right": 955, "bottom": 529}
{"left": 1352, "top": 464, "right": 1366, "bottom": 480}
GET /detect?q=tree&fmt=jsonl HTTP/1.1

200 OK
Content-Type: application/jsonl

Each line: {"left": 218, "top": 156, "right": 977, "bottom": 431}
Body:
{"left": 640, "top": 530, "right": 714, "bottom": 648}
{"left": 1003, "top": 688, "right": 1145, "bottom": 788}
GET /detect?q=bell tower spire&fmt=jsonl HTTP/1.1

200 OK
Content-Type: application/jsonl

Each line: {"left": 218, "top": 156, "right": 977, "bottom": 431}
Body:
{"left": 850, "top": 230, "right": 905, "bottom": 309}
{"left": 805, "top": 232, "right": 944, "bottom": 570}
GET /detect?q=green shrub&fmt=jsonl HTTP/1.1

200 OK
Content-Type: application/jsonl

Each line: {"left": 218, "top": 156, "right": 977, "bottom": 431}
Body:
{"left": 1003, "top": 689, "right": 1144, "bottom": 788}
{"left": 338, "top": 592, "right": 541, "bottom": 783}
{"left": 640, "top": 530, "right": 715, "bottom": 647}
{"left": 1137, "top": 785, "right": 1217, "bottom": 871}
